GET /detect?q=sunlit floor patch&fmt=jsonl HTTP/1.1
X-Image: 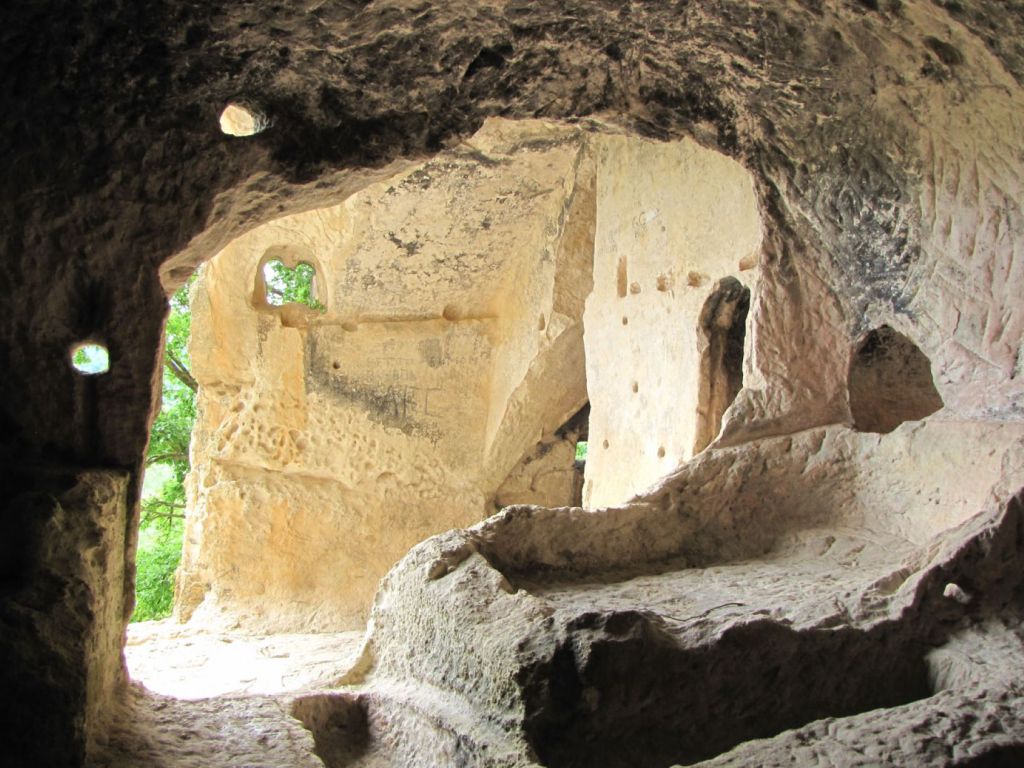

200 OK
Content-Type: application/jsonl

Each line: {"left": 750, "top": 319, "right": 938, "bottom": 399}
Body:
{"left": 126, "top": 620, "right": 364, "bottom": 699}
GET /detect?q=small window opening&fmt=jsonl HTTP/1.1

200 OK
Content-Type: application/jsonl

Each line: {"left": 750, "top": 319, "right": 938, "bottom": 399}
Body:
{"left": 693, "top": 277, "right": 750, "bottom": 454}
{"left": 219, "top": 103, "right": 269, "bottom": 137}
{"left": 262, "top": 260, "right": 325, "bottom": 311}
{"left": 848, "top": 326, "right": 943, "bottom": 433}
{"left": 70, "top": 342, "right": 109, "bottom": 375}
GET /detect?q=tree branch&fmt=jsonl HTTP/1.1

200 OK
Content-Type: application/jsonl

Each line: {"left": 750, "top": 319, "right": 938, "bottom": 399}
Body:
{"left": 145, "top": 452, "right": 190, "bottom": 466}
{"left": 164, "top": 350, "right": 198, "bottom": 392}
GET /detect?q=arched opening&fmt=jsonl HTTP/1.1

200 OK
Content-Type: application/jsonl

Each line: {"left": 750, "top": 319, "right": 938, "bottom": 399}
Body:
{"left": 693, "top": 277, "right": 750, "bottom": 454}
{"left": 494, "top": 403, "right": 590, "bottom": 511}
{"left": 848, "top": 326, "right": 944, "bottom": 433}
{"left": 259, "top": 258, "right": 325, "bottom": 311}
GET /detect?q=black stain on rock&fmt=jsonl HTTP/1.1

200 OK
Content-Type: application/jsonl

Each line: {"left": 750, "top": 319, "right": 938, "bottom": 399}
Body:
{"left": 924, "top": 36, "right": 965, "bottom": 67}
{"left": 305, "top": 334, "right": 442, "bottom": 442}
{"left": 418, "top": 337, "right": 444, "bottom": 368}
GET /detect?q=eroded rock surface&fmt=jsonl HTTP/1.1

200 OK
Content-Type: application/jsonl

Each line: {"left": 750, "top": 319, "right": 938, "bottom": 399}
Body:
{"left": 344, "top": 422, "right": 1024, "bottom": 767}
{"left": 2, "top": 0, "right": 1024, "bottom": 765}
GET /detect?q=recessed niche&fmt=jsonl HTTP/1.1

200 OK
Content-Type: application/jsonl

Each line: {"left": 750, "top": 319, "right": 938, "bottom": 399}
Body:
{"left": 70, "top": 342, "right": 110, "bottom": 375}
{"left": 693, "top": 277, "right": 750, "bottom": 454}
{"left": 848, "top": 326, "right": 943, "bottom": 434}
{"left": 616, "top": 257, "right": 629, "bottom": 298}
{"left": 632, "top": 382, "right": 639, "bottom": 394}
{"left": 622, "top": 316, "right": 629, "bottom": 326}
{"left": 219, "top": 103, "right": 269, "bottom": 136}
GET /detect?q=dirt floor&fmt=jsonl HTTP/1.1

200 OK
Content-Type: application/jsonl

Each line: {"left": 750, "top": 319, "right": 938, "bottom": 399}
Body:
{"left": 124, "top": 621, "right": 365, "bottom": 698}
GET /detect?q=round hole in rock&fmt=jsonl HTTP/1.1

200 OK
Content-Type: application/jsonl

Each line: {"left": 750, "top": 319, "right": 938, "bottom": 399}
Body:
{"left": 219, "top": 103, "right": 269, "bottom": 136}
{"left": 70, "top": 342, "right": 110, "bottom": 375}
{"left": 848, "top": 325, "right": 944, "bottom": 434}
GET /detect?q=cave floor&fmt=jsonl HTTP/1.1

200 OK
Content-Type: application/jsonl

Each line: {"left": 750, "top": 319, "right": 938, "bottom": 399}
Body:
{"left": 125, "top": 621, "right": 364, "bottom": 699}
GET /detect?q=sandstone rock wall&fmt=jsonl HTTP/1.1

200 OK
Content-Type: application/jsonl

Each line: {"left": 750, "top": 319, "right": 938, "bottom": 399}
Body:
{"left": 582, "top": 134, "right": 762, "bottom": 507}
{"left": 179, "top": 120, "right": 595, "bottom": 631}
{"left": 0, "top": 472, "right": 127, "bottom": 765}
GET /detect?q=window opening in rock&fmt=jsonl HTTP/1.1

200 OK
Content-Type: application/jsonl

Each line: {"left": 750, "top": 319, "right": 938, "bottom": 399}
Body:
{"left": 70, "top": 342, "right": 109, "bottom": 374}
{"left": 848, "top": 325, "right": 943, "bottom": 434}
{"left": 262, "top": 259, "right": 325, "bottom": 311}
{"left": 219, "top": 103, "right": 269, "bottom": 136}
{"left": 693, "top": 277, "right": 749, "bottom": 454}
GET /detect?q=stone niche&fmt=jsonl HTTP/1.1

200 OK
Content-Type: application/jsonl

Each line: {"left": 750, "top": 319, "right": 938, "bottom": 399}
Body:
{"left": 176, "top": 119, "right": 769, "bottom": 630}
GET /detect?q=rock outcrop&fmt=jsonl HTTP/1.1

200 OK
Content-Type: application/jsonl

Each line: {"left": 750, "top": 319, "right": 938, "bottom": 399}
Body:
{"left": 1, "top": 0, "right": 1023, "bottom": 765}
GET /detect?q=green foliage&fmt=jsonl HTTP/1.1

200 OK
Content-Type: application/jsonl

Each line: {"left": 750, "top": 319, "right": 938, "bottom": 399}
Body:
{"left": 575, "top": 441, "right": 588, "bottom": 461}
{"left": 132, "top": 517, "right": 184, "bottom": 622}
{"left": 133, "top": 278, "right": 196, "bottom": 622}
{"left": 71, "top": 343, "right": 109, "bottom": 374}
{"left": 263, "top": 260, "right": 325, "bottom": 311}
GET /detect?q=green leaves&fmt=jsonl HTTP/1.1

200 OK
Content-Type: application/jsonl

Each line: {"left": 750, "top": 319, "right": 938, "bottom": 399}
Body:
{"left": 263, "top": 260, "right": 326, "bottom": 311}
{"left": 132, "top": 517, "right": 184, "bottom": 622}
{"left": 575, "top": 441, "right": 588, "bottom": 461}
{"left": 133, "top": 277, "right": 196, "bottom": 622}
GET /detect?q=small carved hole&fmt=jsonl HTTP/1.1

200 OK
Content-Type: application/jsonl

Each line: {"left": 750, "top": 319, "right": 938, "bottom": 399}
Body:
{"left": 70, "top": 342, "right": 109, "bottom": 375}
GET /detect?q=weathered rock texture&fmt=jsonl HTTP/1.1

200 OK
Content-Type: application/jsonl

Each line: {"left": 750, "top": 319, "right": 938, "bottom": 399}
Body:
{"left": 1, "top": 0, "right": 1024, "bottom": 765}
{"left": 342, "top": 421, "right": 1024, "bottom": 767}
{"left": 180, "top": 119, "right": 593, "bottom": 630}
{"left": 582, "top": 134, "right": 761, "bottom": 506}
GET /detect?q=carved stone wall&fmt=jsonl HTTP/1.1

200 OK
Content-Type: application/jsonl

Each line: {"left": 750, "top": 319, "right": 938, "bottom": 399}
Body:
{"left": 179, "top": 120, "right": 594, "bottom": 630}
{"left": 3, "top": 0, "right": 1024, "bottom": 764}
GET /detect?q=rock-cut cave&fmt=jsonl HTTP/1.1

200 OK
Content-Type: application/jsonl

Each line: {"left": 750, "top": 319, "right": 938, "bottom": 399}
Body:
{"left": 3, "top": 2, "right": 1024, "bottom": 767}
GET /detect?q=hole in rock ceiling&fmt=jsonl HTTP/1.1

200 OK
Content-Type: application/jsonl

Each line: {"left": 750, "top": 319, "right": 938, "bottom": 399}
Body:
{"left": 848, "top": 325, "right": 944, "bottom": 434}
{"left": 70, "top": 342, "right": 109, "bottom": 374}
{"left": 219, "top": 103, "right": 269, "bottom": 136}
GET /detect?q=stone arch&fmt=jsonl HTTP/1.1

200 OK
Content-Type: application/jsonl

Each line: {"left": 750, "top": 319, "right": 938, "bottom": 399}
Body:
{"left": 848, "top": 326, "right": 944, "bottom": 434}
{"left": 693, "top": 277, "right": 750, "bottom": 454}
